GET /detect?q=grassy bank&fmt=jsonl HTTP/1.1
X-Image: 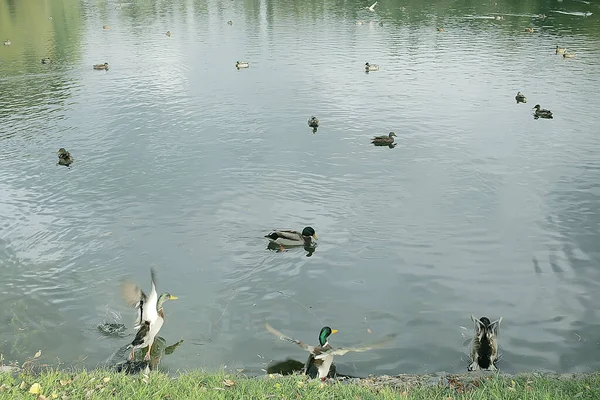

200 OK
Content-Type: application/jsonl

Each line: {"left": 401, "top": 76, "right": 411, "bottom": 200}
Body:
{"left": 1, "top": 369, "right": 599, "bottom": 400}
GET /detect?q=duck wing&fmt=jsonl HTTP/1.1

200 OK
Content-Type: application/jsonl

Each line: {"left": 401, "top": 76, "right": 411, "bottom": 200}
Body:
{"left": 265, "top": 323, "right": 316, "bottom": 354}
{"left": 265, "top": 230, "right": 302, "bottom": 241}
{"left": 315, "top": 333, "right": 396, "bottom": 358}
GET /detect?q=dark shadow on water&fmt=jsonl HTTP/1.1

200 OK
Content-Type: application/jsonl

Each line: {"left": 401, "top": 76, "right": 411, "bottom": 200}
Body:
{"left": 372, "top": 143, "right": 397, "bottom": 149}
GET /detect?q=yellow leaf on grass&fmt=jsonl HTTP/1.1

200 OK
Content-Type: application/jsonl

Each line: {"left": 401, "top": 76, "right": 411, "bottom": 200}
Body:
{"left": 34, "top": 350, "right": 42, "bottom": 358}
{"left": 19, "top": 381, "right": 26, "bottom": 390}
{"left": 223, "top": 379, "right": 235, "bottom": 387}
{"left": 102, "top": 377, "right": 110, "bottom": 383}
{"left": 511, "top": 380, "right": 516, "bottom": 387}
{"left": 38, "top": 395, "right": 48, "bottom": 400}
{"left": 29, "top": 383, "right": 41, "bottom": 394}
{"left": 51, "top": 392, "right": 58, "bottom": 399}
{"left": 59, "top": 380, "right": 71, "bottom": 386}
{"left": 297, "top": 381, "right": 305, "bottom": 388}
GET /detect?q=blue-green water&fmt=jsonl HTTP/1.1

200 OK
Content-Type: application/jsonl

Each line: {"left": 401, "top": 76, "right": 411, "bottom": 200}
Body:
{"left": 1, "top": 0, "right": 600, "bottom": 376}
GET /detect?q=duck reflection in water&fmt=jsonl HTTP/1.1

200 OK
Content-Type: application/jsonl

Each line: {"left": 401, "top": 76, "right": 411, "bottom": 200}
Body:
{"left": 267, "top": 241, "right": 317, "bottom": 257}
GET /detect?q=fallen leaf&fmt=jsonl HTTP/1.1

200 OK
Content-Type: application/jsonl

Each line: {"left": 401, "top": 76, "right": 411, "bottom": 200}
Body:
{"left": 142, "top": 378, "right": 148, "bottom": 384}
{"left": 511, "top": 380, "right": 516, "bottom": 387}
{"left": 51, "top": 392, "right": 58, "bottom": 399}
{"left": 102, "top": 377, "right": 110, "bottom": 383}
{"left": 297, "top": 381, "right": 305, "bottom": 388}
{"left": 34, "top": 350, "right": 42, "bottom": 358}
{"left": 29, "top": 383, "right": 41, "bottom": 395}
{"left": 223, "top": 379, "right": 235, "bottom": 387}
{"left": 236, "top": 369, "right": 244, "bottom": 373}
{"left": 19, "top": 381, "right": 26, "bottom": 390}
{"left": 39, "top": 396, "right": 48, "bottom": 400}
{"left": 526, "top": 386, "right": 533, "bottom": 392}
{"left": 85, "top": 389, "right": 93, "bottom": 398}
{"left": 446, "top": 397, "right": 454, "bottom": 400}
{"left": 319, "top": 382, "right": 326, "bottom": 389}
{"left": 586, "top": 386, "right": 591, "bottom": 390}
{"left": 59, "top": 380, "right": 71, "bottom": 386}
{"left": 400, "top": 391, "right": 408, "bottom": 397}
{"left": 507, "top": 387, "right": 515, "bottom": 392}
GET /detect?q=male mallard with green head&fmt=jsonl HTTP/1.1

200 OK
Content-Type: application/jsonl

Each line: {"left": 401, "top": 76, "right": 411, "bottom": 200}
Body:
{"left": 307, "top": 116, "right": 319, "bottom": 133}
{"left": 555, "top": 46, "right": 565, "bottom": 55}
{"left": 93, "top": 62, "right": 109, "bottom": 70}
{"left": 265, "top": 227, "right": 317, "bottom": 251}
{"left": 236, "top": 61, "right": 249, "bottom": 68}
{"left": 121, "top": 269, "right": 178, "bottom": 361}
{"left": 365, "top": 62, "right": 379, "bottom": 72}
{"left": 468, "top": 315, "right": 502, "bottom": 371}
{"left": 533, "top": 104, "right": 553, "bottom": 119}
{"left": 371, "top": 132, "right": 397, "bottom": 145}
{"left": 515, "top": 92, "right": 527, "bottom": 103}
{"left": 57, "top": 148, "right": 73, "bottom": 166}
{"left": 265, "top": 323, "right": 395, "bottom": 381}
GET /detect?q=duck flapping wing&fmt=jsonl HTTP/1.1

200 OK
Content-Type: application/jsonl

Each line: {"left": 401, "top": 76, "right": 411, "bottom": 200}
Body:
{"left": 265, "top": 323, "right": 316, "bottom": 354}
{"left": 314, "top": 333, "right": 396, "bottom": 358}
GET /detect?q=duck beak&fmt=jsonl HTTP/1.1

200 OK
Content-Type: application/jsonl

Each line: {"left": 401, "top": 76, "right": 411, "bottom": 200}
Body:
{"left": 169, "top": 295, "right": 179, "bottom": 300}
{"left": 331, "top": 329, "right": 338, "bottom": 334}
{"left": 312, "top": 234, "right": 318, "bottom": 240}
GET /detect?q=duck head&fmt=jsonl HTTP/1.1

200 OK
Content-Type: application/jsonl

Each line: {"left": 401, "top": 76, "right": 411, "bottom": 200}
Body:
{"left": 388, "top": 132, "right": 397, "bottom": 138}
{"left": 301, "top": 226, "right": 318, "bottom": 241}
{"left": 157, "top": 293, "right": 178, "bottom": 310}
{"left": 318, "top": 326, "right": 338, "bottom": 346}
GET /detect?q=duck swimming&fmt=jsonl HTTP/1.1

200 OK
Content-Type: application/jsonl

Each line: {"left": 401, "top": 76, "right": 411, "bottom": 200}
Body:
{"left": 515, "top": 92, "right": 527, "bottom": 103}
{"left": 525, "top": 27, "right": 534, "bottom": 33}
{"left": 121, "top": 269, "right": 178, "bottom": 361}
{"left": 563, "top": 52, "right": 576, "bottom": 58}
{"left": 533, "top": 104, "right": 553, "bottom": 119}
{"left": 3, "top": 39, "right": 11, "bottom": 46}
{"left": 166, "top": 31, "right": 172, "bottom": 36}
{"left": 468, "top": 315, "right": 502, "bottom": 371}
{"left": 236, "top": 61, "right": 249, "bottom": 68}
{"left": 41, "top": 58, "right": 51, "bottom": 64}
{"left": 365, "top": 62, "right": 379, "bottom": 72}
{"left": 93, "top": 62, "right": 109, "bottom": 70}
{"left": 555, "top": 46, "right": 565, "bottom": 55}
{"left": 103, "top": 25, "right": 110, "bottom": 30}
{"left": 265, "top": 227, "right": 317, "bottom": 251}
{"left": 57, "top": 148, "right": 73, "bottom": 166}
{"left": 307, "top": 116, "right": 319, "bottom": 133}
{"left": 371, "top": 132, "right": 397, "bottom": 145}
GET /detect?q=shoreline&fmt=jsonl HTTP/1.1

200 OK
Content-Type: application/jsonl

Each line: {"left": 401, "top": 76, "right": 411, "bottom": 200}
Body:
{"left": 1, "top": 364, "right": 598, "bottom": 399}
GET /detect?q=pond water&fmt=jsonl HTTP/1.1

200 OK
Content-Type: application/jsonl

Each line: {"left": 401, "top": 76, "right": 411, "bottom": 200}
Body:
{"left": 1, "top": 0, "right": 600, "bottom": 376}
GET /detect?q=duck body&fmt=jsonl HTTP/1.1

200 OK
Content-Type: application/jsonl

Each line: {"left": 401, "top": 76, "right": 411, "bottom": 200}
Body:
{"left": 166, "top": 31, "right": 171, "bottom": 36}
{"left": 236, "top": 61, "right": 249, "bottom": 68}
{"left": 103, "top": 25, "right": 110, "bottom": 30}
{"left": 437, "top": 27, "right": 444, "bottom": 32}
{"left": 265, "top": 227, "right": 317, "bottom": 247}
{"left": 533, "top": 104, "right": 553, "bottom": 119}
{"left": 365, "top": 62, "right": 379, "bottom": 72}
{"left": 121, "top": 269, "right": 178, "bottom": 361}
{"left": 57, "top": 148, "right": 73, "bottom": 166}
{"left": 515, "top": 91, "right": 527, "bottom": 103}
{"left": 563, "top": 52, "right": 576, "bottom": 58}
{"left": 93, "top": 62, "right": 109, "bottom": 70}
{"left": 555, "top": 46, "right": 565, "bottom": 55}
{"left": 3, "top": 39, "right": 10, "bottom": 46}
{"left": 525, "top": 27, "right": 534, "bottom": 33}
{"left": 494, "top": 15, "right": 504, "bottom": 20}
{"left": 41, "top": 58, "right": 51, "bottom": 64}
{"left": 227, "top": 20, "right": 233, "bottom": 25}
{"left": 371, "top": 131, "right": 397, "bottom": 145}
{"left": 468, "top": 315, "right": 502, "bottom": 371}
{"left": 307, "top": 116, "right": 319, "bottom": 132}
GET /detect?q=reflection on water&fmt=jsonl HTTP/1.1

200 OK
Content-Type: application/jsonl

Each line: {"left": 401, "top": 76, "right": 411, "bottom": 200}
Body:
{"left": 1, "top": 0, "right": 600, "bottom": 377}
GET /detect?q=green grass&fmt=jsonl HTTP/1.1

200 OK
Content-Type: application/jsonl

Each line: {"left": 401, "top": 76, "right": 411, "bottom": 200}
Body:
{"left": 0, "top": 369, "right": 599, "bottom": 400}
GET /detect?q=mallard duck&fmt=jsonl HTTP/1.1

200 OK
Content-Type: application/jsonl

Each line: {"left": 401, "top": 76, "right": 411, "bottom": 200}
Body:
{"left": 537, "top": 14, "right": 547, "bottom": 20}
{"left": 468, "top": 315, "right": 502, "bottom": 371}
{"left": 265, "top": 324, "right": 394, "bottom": 381}
{"left": 57, "top": 148, "right": 73, "bottom": 166}
{"left": 555, "top": 46, "right": 565, "bottom": 55}
{"left": 307, "top": 116, "right": 319, "bottom": 133}
{"left": 533, "top": 104, "right": 553, "bottom": 119}
{"left": 515, "top": 91, "right": 527, "bottom": 103}
{"left": 103, "top": 25, "right": 110, "bottom": 30}
{"left": 563, "top": 52, "right": 576, "bottom": 58}
{"left": 121, "top": 269, "right": 178, "bottom": 361}
{"left": 265, "top": 227, "right": 317, "bottom": 251}
{"left": 227, "top": 20, "right": 233, "bottom": 25}
{"left": 365, "top": 62, "right": 379, "bottom": 72}
{"left": 166, "top": 31, "right": 172, "bottom": 36}
{"left": 3, "top": 39, "right": 10, "bottom": 46}
{"left": 437, "top": 27, "right": 444, "bottom": 32}
{"left": 236, "top": 61, "right": 249, "bottom": 68}
{"left": 494, "top": 15, "right": 504, "bottom": 20}
{"left": 371, "top": 132, "right": 397, "bottom": 145}
{"left": 525, "top": 27, "right": 534, "bottom": 33}
{"left": 93, "top": 62, "right": 109, "bottom": 70}
{"left": 41, "top": 58, "right": 51, "bottom": 64}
